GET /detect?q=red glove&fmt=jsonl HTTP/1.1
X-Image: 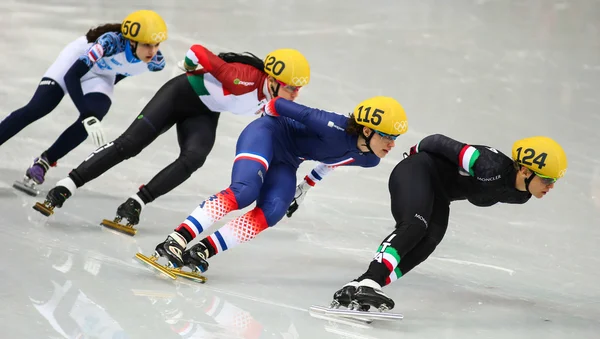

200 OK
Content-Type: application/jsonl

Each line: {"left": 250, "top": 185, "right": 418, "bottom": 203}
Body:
{"left": 262, "top": 97, "right": 280, "bottom": 117}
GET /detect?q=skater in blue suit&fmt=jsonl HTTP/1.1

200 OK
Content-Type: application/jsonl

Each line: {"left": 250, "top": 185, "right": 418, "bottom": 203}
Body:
{"left": 147, "top": 95, "right": 410, "bottom": 273}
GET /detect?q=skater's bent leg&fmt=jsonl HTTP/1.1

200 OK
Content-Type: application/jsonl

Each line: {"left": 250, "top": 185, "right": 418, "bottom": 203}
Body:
{"left": 0, "top": 78, "right": 64, "bottom": 146}
{"left": 66, "top": 99, "right": 176, "bottom": 189}
{"left": 200, "top": 207, "right": 269, "bottom": 256}
{"left": 136, "top": 112, "right": 220, "bottom": 205}
{"left": 355, "top": 154, "right": 438, "bottom": 286}
{"left": 44, "top": 92, "right": 111, "bottom": 164}
{"left": 390, "top": 205, "right": 450, "bottom": 282}
{"left": 173, "top": 157, "right": 268, "bottom": 243}
{"left": 356, "top": 222, "right": 427, "bottom": 286}
{"left": 255, "top": 163, "right": 297, "bottom": 226}
{"left": 172, "top": 122, "right": 274, "bottom": 243}
{"left": 197, "top": 163, "right": 297, "bottom": 257}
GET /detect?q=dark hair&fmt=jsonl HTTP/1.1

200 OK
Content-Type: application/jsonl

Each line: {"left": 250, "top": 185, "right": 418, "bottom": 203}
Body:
{"left": 217, "top": 52, "right": 264, "bottom": 72}
{"left": 345, "top": 113, "right": 365, "bottom": 136}
{"left": 86, "top": 23, "right": 122, "bottom": 43}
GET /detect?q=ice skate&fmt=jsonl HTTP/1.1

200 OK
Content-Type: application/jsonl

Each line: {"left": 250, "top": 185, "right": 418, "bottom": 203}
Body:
{"left": 13, "top": 154, "right": 53, "bottom": 196}
{"left": 309, "top": 281, "right": 376, "bottom": 324}
{"left": 32, "top": 185, "right": 72, "bottom": 217}
{"left": 100, "top": 198, "right": 142, "bottom": 236}
{"left": 135, "top": 234, "right": 186, "bottom": 280}
{"left": 183, "top": 242, "right": 210, "bottom": 273}
{"left": 310, "top": 279, "right": 403, "bottom": 322}
{"left": 351, "top": 279, "right": 395, "bottom": 312}
{"left": 330, "top": 281, "right": 367, "bottom": 310}
{"left": 136, "top": 233, "right": 206, "bottom": 283}
{"left": 164, "top": 242, "right": 209, "bottom": 283}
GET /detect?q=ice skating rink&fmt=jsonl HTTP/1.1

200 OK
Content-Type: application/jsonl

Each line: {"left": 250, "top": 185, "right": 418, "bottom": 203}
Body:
{"left": 1, "top": 0, "right": 599, "bottom": 338}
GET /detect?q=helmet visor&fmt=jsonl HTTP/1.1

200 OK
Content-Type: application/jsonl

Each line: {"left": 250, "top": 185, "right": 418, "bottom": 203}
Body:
{"left": 535, "top": 172, "right": 558, "bottom": 185}
{"left": 374, "top": 130, "right": 399, "bottom": 141}
{"left": 276, "top": 80, "right": 301, "bottom": 93}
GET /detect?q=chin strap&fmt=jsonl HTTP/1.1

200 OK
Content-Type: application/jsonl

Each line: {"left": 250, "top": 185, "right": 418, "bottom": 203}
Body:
{"left": 131, "top": 41, "right": 139, "bottom": 60}
{"left": 359, "top": 130, "right": 375, "bottom": 153}
{"left": 269, "top": 82, "right": 280, "bottom": 98}
{"left": 524, "top": 172, "right": 536, "bottom": 193}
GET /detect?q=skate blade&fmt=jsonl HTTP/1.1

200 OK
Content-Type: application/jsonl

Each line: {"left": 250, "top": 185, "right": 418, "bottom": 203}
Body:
{"left": 32, "top": 202, "right": 54, "bottom": 216}
{"left": 13, "top": 180, "right": 39, "bottom": 196}
{"left": 309, "top": 305, "right": 373, "bottom": 325}
{"left": 135, "top": 253, "right": 177, "bottom": 280}
{"left": 323, "top": 306, "right": 403, "bottom": 321}
{"left": 169, "top": 268, "right": 207, "bottom": 283}
{"left": 101, "top": 219, "right": 137, "bottom": 236}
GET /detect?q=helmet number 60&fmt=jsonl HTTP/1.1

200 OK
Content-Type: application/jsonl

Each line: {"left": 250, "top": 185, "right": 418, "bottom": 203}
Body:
{"left": 356, "top": 106, "right": 383, "bottom": 126}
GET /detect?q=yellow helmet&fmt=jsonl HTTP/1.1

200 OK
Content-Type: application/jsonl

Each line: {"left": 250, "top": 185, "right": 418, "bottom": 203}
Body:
{"left": 352, "top": 96, "right": 408, "bottom": 136}
{"left": 121, "top": 10, "right": 168, "bottom": 44}
{"left": 512, "top": 136, "right": 567, "bottom": 179}
{"left": 263, "top": 49, "right": 310, "bottom": 87}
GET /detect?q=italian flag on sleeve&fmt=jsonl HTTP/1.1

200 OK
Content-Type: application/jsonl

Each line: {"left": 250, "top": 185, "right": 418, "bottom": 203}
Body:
{"left": 458, "top": 145, "right": 480, "bottom": 176}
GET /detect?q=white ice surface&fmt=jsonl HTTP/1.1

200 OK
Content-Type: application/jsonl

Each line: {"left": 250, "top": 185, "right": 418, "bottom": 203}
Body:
{"left": 1, "top": 0, "right": 599, "bottom": 338}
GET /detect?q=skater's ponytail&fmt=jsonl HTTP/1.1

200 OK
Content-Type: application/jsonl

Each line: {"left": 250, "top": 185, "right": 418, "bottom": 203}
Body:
{"left": 86, "top": 23, "right": 122, "bottom": 43}
{"left": 218, "top": 52, "right": 264, "bottom": 71}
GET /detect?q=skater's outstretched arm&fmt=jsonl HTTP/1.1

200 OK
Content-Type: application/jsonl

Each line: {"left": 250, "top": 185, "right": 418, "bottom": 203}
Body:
{"left": 411, "top": 134, "right": 511, "bottom": 181}
{"left": 286, "top": 162, "right": 336, "bottom": 217}
{"left": 64, "top": 32, "right": 120, "bottom": 116}
{"left": 263, "top": 97, "right": 349, "bottom": 136}
{"left": 183, "top": 44, "right": 263, "bottom": 95}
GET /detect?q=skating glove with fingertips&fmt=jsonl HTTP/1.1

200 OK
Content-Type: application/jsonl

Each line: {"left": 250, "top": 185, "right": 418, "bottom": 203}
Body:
{"left": 286, "top": 179, "right": 312, "bottom": 217}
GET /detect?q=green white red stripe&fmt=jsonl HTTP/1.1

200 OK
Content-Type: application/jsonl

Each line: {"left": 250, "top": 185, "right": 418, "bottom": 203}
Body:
{"left": 184, "top": 49, "right": 199, "bottom": 69}
{"left": 458, "top": 145, "right": 480, "bottom": 176}
{"left": 377, "top": 245, "right": 401, "bottom": 273}
{"left": 385, "top": 267, "right": 402, "bottom": 285}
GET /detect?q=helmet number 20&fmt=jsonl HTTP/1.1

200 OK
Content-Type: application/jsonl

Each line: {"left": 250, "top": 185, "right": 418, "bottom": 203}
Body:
{"left": 123, "top": 21, "right": 141, "bottom": 37}
{"left": 515, "top": 147, "right": 547, "bottom": 169}
{"left": 265, "top": 56, "right": 286, "bottom": 76}
{"left": 356, "top": 106, "right": 383, "bottom": 126}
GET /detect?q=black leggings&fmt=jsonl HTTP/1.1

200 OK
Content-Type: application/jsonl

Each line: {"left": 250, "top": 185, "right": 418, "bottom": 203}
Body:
{"left": 68, "top": 74, "right": 220, "bottom": 204}
{"left": 357, "top": 152, "right": 450, "bottom": 286}
{"left": 0, "top": 77, "right": 111, "bottom": 163}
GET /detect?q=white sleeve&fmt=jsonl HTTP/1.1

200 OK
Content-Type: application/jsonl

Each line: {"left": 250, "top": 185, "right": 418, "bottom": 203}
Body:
{"left": 303, "top": 162, "right": 336, "bottom": 187}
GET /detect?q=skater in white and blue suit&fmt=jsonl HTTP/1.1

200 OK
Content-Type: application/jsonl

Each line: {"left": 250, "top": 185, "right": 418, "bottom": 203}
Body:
{"left": 0, "top": 10, "right": 167, "bottom": 193}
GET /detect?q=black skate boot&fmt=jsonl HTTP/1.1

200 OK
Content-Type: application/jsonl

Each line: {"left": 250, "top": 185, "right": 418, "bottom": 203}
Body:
{"left": 183, "top": 242, "right": 210, "bottom": 273}
{"left": 100, "top": 198, "right": 142, "bottom": 236}
{"left": 116, "top": 198, "right": 142, "bottom": 225}
{"left": 154, "top": 233, "right": 187, "bottom": 269}
{"left": 352, "top": 279, "right": 395, "bottom": 311}
{"left": 332, "top": 281, "right": 370, "bottom": 311}
{"left": 33, "top": 186, "right": 72, "bottom": 216}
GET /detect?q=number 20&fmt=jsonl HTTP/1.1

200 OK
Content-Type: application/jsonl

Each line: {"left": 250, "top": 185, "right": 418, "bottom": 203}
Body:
{"left": 265, "top": 56, "right": 285, "bottom": 76}
{"left": 515, "top": 147, "right": 547, "bottom": 169}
